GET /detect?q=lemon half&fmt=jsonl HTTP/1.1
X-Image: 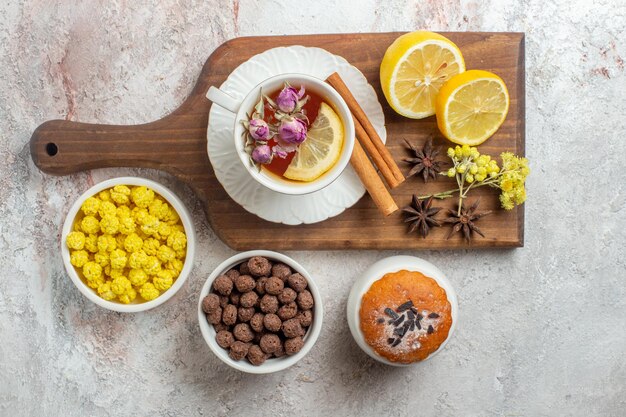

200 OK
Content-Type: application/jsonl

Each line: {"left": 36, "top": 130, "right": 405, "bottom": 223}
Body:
{"left": 435, "top": 70, "right": 510, "bottom": 146}
{"left": 380, "top": 31, "right": 465, "bottom": 119}
{"left": 283, "top": 102, "right": 344, "bottom": 182}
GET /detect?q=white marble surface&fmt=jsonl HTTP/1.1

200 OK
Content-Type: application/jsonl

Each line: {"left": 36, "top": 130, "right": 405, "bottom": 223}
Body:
{"left": 1, "top": 1, "right": 625, "bottom": 416}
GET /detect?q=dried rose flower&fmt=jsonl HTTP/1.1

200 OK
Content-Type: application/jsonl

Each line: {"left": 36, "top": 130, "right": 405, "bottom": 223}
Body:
{"left": 248, "top": 118, "right": 270, "bottom": 141}
{"left": 252, "top": 144, "right": 273, "bottom": 164}
{"left": 277, "top": 85, "right": 305, "bottom": 113}
{"left": 278, "top": 117, "right": 307, "bottom": 144}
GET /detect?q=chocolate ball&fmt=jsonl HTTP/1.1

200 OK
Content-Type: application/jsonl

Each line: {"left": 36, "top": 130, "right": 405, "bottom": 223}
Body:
{"left": 238, "top": 306, "right": 255, "bottom": 322}
{"left": 248, "top": 256, "right": 271, "bottom": 277}
{"left": 219, "top": 295, "right": 229, "bottom": 308}
{"left": 284, "top": 336, "right": 304, "bottom": 355}
{"left": 213, "top": 322, "right": 229, "bottom": 332}
{"left": 233, "top": 323, "right": 254, "bottom": 343}
{"left": 255, "top": 277, "right": 268, "bottom": 295}
{"left": 229, "top": 291, "right": 240, "bottom": 306}
{"left": 287, "top": 273, "right": 307, "bottom": 293}
{"left": 259, "top": 333, "right": 281, "bottom": 354}
{"left": 216, "top": 330, "right": 234, "bottom": 349}
{"left": 271, "top": 263, "right": 292, "bottom": 281}
{"left": 222, "top": 304, "right": 238, "bottom": 326}
{"left": 296, "top": 309, "right": 313, "bottom": 327}
{"left": 239, "top": 262, "right": 251, "bottom": 275}
{"left": 264, "top": 277, "right": 284, "bottom": 295}
{"left": 202, "top": 294, "right": 220, "bottom": 313}
{"left": 225, "top": 268, "right": 240, "bottom": 282}
{"left": 277, "top": 287, "right": 297, "bottom": 304}
{"left": 277, "top": 302, "right": 298, "bottom": 321}
{"left": 259, "top": 294, "right": 279, "bottom": 314}
{"left": 263, "top": 313, "right": 282, "bottom": 332}
{"left": 206, "top": 307, "right": 222, "bottom": 325}
{"left": 229, "top": 341, "right": 249, "bottom": 361}
{"left": 281, "top": 318, "right": 304, "bottom": 338}
{"left": 253, "top": 330, "right": 265, "bottom": 344}
{"left": 273, "top": 342, "right": 286, "bottom": 358}
{"left": 296, "top": 290, "right": 314, "bottom": 310}
{"left": 250, "top": 313, "right": 265, "bottom": 333}
{"left": 247, "top": 344, "right": 267, "bottom": 366}
{"left": 235, "top": 274, "right": 256, "bottom": 293}
{"left": 240, "top": 291, "right": 259, "bottom": 308}
{"left": 213, "top": 275, "right": 233, "bottom": 296}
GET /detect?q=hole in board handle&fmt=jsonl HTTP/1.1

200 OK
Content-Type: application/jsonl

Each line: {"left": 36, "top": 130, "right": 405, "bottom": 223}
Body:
{"left": 46, "top": 143, "right": 58, "bottom": 156}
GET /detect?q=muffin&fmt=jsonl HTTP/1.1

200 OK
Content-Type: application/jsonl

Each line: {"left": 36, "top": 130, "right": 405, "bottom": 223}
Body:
{"left": 359, "top": 269, "right": 452, "bottom": 363}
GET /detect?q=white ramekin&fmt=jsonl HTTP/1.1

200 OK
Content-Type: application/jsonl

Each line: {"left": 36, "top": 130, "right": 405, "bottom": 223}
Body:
{"left": 61, "top": 176, "right": 196, "bottom": 313}
{"left": 346, "top": 256, "right": 458, "bottom": 366}
{"left": 198, "top": 250, "right": 323, "bottom": 374}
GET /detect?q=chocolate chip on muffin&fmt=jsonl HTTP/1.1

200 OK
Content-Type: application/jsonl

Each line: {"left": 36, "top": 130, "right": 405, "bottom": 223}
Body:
{"left": 296, "top": 290, "right": 314, "bottom": 310}
{"left": 216, "top": 330, "right": 235, "bottom": 349}
{"left": 213, "top": 275, "right": 233, "bottom": 296}
{"left": 264, "top": 277, "right": 284, "bottom": 295}
{"left": 263, "top": 313, "right": 282, "bottom": 332}
{"left": 202, "top": 294, "right": 220, "bottom": 313}
{"left": 235, "top": 274, "right": 256, "bottom": 293}
{"left": 284, "top": 336, "right": 304, "bottom": 355}
{"left": 248, "top": 256, "right": 272, "bottom": 277}
{"left": 287, "top": 273, "right": 308, "bottom": 293}
{"left": 259, "top": 333, "right": 282, "bottom": 354}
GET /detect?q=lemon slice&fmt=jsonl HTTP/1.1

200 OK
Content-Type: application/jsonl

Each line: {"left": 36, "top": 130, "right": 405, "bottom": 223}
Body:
{"left": 380, "top": 31, "right": 465, "bottom": 119}
{"left": 283, "top": 102, "right": 344, "bottom": 182}
{"left": 435, "top": 70, "right": 510, "bottom": 146}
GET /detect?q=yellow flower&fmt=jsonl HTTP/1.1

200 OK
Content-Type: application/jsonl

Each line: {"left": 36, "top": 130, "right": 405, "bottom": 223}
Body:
{"left": 465, "top": 174, "right": 474, "bottom": 183}
{"left": 111, "top": 276, "right": 132, "bottom": 296}
{"left": 447, "top": 168, "right": 456, "bottom": 177}
{"left": 81, "top": 216, "right": 100, "bottom": 234}
{"left": 143, "top": 256, "right": 161, "bottom": 275}
{"left": 469, "top": 165, "right": 478, "bottom": 175}
{"left": 128, "top": 268, "right": 149, "bottom": 287}
{"left": 109, "top": 249, "right": 128, "bottom": 270}
{"left": 66, "top": 231, "right": 86, "bottom": 250}
{"left": 131, "top": 186, "right": 155, "bottom": 208}
{"left": 128, "top": 251, "right": 148, "bottom": 269}
{"left": 98, "top": 201, "right": 117, "bottom": 218}
{"left": 447, "top": 148, "right": 455, "bottom": 158}
{"left": 461, "top": 144, "right": 471, "bottom": 157}
{"left": 118, "top": 287, "right": 137, "bottom": 304}
{"left": 139, "top": 282, "right": 160, "bottom": 301}
{"left": 80, "top": 197, "right": 100, "bottom": 216}
{"left": 110, "top": 185, "right": 131, "bottom": 205}
{"left": 123, "top": 233, "right": 144, "bottom": 253}
{"left": 70, "top": 250, "right": 89, "bottom": 268}
{"left": 157, "top": 245, "right": 176, "bottom": 263}
{"left": 97, "top": 281, "right": 117, "bottom": 301}
{"left": 153, "top": 270, "right": 174, "bottom": 291}
{"left": 167, "top": 231, "right": 187, "bottom": 251}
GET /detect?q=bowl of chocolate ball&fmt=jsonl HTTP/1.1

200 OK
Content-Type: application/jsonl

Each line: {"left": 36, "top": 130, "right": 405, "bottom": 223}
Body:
{"left": 198, "top": 250, "right": 323, "bottom": 374}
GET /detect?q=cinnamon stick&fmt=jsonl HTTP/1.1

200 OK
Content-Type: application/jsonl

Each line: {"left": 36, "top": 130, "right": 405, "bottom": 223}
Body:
{"left": 349, "top": 139, "right": 398, "bottom": 216}
{"left": 326, "top": 72, "right": 405, "bottom": 188}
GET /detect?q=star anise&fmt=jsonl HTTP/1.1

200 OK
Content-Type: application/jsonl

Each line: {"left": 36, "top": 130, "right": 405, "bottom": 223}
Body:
{"left": 442, "top": 199, "right": 492, "bottom": 243}
{"left": 403, "top": 136, "right": 444, "bottom": 182}
{"left": 402, "top": 195, "right": 442, "bottom": 238}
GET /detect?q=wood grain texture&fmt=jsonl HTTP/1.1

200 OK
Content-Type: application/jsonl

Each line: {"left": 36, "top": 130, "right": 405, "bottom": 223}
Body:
{"left": 30, "top": 32, "right": 525, "bottom": 250}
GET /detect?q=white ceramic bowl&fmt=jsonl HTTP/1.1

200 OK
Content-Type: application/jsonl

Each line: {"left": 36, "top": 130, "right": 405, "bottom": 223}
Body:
{"left": 61, "top": 177, "right": 196, "bottom": 313}
{"left": 207, "top": 73, "right": 356, "bottom": 196}
{"left": 347, "top": 256, "right": 458, "bottom": 366}
{"left": 198, "top": 250, "right": 323, "bottom": 374}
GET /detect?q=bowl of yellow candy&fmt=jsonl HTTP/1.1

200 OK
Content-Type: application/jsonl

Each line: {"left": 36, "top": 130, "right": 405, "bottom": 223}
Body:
{"left": 61, "top": 177, "right": 196, "bottom": 312}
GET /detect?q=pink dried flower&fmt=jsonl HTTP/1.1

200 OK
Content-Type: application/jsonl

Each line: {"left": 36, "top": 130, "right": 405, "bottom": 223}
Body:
{"left": 248, "top": 118, "right": 270, "bottom": 141}
{"left": 252, "top": 144, "right": 273, "bottom": 164}
{"left": 276, "top": 85, "right": 305, "bottom": 113}
{"left": 278, "top": 117, "right": 307, "bottom": 144}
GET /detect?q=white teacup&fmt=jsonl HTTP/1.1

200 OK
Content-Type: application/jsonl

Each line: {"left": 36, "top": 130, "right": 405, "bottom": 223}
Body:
{"left": 207, "top": 73, "right": 355, "bottom": 195}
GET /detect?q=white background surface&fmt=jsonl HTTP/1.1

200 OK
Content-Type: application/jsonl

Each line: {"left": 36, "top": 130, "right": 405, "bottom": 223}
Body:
{"left": 0, "top": 1, "right": 624, "bottom": 416}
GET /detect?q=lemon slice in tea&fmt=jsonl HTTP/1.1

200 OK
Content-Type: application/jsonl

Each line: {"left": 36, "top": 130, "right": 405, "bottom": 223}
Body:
{"left": 283, "top": 102, "right": 344, "bottom": 182}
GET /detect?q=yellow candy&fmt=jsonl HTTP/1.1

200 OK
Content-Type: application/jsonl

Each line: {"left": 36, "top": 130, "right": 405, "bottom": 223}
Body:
{"left": 156, "top": 223, "right": 172, "bottom": 239}
{"left": 111, "top": 276, "right": 132, "bottom": 295}
{"left": 156, "top": 245, "right": 176, "bottom": 263}
{"left": 98, "top": 201, "right": 117, "bottom": 218}
{"left": 129, "top": 268, "right": 149, "bottom": 287}
{"left": 140, "top": 215, "right": 160, "bottom": 236}
{"left": 81, "top": 216, "right": 100, "bottom": 234}
{"left": 167, "top": 231, "right": 187, "bottom": 251}
{"left": 149, "top": 199, "right": 170, "bottom": 220}
{"left": 109, "top": 249, "right": 128, "bottom": 270}
{"left": 142, "top": 238, "right": 160, "bottom": 256}
{"left": 176, "top": 249, "right": 186, "bottom": 259}
{"left": 110, "top": 185, "right": 131, "bottom": 205}
{"left": 70, "top": 250, "right": 89, "bottom": 268}
{"left": 118, "top": 287, "right": 137, "bottom": 304}
{"left": 139, "top": 282, "right": 159, "bottom": 301}
{"left": 123, "top": 233, "right": 143, "bottom": 253}
{"left": 98, "top": 190, "right": 111, "bottom": 201}
{"left": 94, "top": 251, "right": 109, "bottom": 267}
{"left": 66, "top": 231, "right": 86, "bottom": 250}
{"left": 97, "top": 234, "right": 116, "bottom": 253}
{"left": 153, "top": 270, "right": 174, "bottom": 291}
{"left": 131, "top": 186, "right": 155, "bottom": 208}
{"left": 97, "top": 281, "right": 116, "bottom": 301}
{"left": 128, "top": 251, "right": 148, "bottom": 269}
{"left": 167, "top": 259, "right": 183, "bottom": 275}
{"left": 81, "top": 197, "right": 100, "bottom": 216}
{"left": 118, "top": 216, "right": 136, "bottom": 235}
{"left": 100, "top": 215, "right": 119, "bottom": 235}
{"left": 143, "top": 256, "right": 161, "bottom": 276}
{"left": 116, "top": 205, "right": 132, "bottom": 219}
{"left": 164, "top": 208, "right": 180, "bottom": 225}
{"left": 132, "top": 207, "right": 150, "bottom": 225}
{"left": 109, "top": 268, "right": 125, "bottom": 279}
{"left": 84, "top": 234, "right": 98, "bottom": 253}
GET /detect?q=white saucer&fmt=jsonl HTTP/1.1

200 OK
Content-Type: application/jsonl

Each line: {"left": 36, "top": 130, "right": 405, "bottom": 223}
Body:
{"left": 206, "top": 46, "right": 387, "bottom": 225}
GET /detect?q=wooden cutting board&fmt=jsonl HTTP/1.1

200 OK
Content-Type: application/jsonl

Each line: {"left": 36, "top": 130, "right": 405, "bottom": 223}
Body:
{"left": 30, "top": 32, "right": 525, "bottom": 250}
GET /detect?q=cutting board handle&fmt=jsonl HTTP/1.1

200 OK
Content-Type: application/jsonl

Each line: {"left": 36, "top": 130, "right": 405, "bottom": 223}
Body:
{"left": 30, "top": 116, "right": 201, "bottom": 176}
